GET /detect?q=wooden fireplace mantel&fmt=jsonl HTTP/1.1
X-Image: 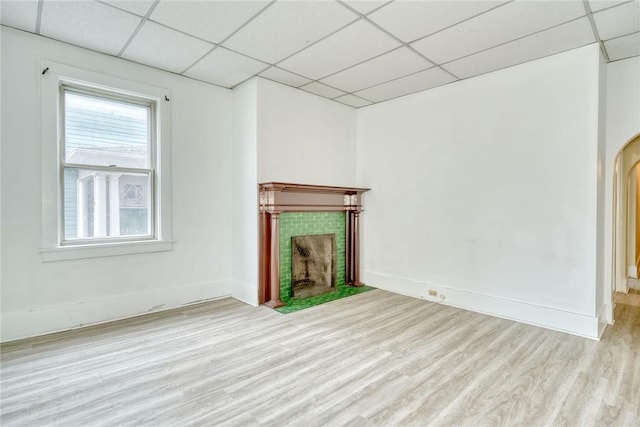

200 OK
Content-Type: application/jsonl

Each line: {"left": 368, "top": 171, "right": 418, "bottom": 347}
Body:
{"left": 258, "top": 182, "right": 370, "bottom": 308}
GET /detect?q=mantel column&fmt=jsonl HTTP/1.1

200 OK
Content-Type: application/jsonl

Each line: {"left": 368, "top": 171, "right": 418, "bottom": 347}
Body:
{"left": 264, "top": 211, "right": 285, "bottom": 308}
{"left": 350, "top": 210, "right": 363, "bottom": 287}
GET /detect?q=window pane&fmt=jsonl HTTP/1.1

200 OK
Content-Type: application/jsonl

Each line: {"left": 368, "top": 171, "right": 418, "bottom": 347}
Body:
{"left": 64, "top": 91, "right": 149, "bottom": 168}
{"left": 64, "top": 168, "right": 152, "bottom": 240}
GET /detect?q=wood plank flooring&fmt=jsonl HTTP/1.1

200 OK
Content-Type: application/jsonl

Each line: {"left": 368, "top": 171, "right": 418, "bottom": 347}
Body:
{"left": 1, "top": 289, "right": 639, "bottom": 426}
{"left": 616, "top": 288, "right": 640, "bottom": 307}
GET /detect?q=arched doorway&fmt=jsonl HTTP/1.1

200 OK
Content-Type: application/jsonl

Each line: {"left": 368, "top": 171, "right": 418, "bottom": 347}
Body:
{"left": 610, "top": 134, "right": 640, "bottom": 320}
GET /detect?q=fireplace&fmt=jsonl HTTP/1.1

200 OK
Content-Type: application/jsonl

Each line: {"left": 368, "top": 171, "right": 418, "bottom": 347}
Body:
{"left": 291, "top": 233, "right": 336, "bottom": 298}
{"left": 258, "top": 182, "right": 370, "bottom": 309}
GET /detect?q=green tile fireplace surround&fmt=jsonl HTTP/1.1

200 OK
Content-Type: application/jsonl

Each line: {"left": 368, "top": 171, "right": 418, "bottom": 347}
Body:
{"left": 279, "top": 212, "right": 346, "bottom": 301}
{"left": 258, "top": 182, "right": 370, "bottom": 310}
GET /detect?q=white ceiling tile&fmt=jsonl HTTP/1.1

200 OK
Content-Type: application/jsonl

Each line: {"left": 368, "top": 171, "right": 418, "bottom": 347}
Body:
{"left": 593, "top": 1, "right": 640, "bottom": 40}
{"left": 444, "top": 18, "right": 595, "bottom": 79}
{"left": 224, "top": 1, "right": 356, "bottom": 64}
{"left": 0, "top": 0, "right": 38, "bottom": 32}
{"left": 300, "top": 82, "right": 346, "bottom": 99}
{"left": 259, "top": 67, "right": 312, "bottom": 87}
{"left": 123, "top": 21, "right": 213, "bottom": 73}
{"left": 604, "top": 32, "right": 640, "bottom": 60}
{"left": 334, "top": 94, "right": 373, "bottom": 108}
{"left": 321, "top": 47, "right": 432, "bottom": 93}
{"left": 101, "top": 1, "right": 156, "bottom": 16}
{"left": 342, "top": 1, "right": 390, "bottom": 15}
{"left": 411, "top": 0, "right": 586, "bottom": 64}
{"left": 40, "top": 0, "right": 141, "bottom": 56}
{"left": 369, "top": 0, "right": 506, "bottom": 43}
{"left": 185, "top": 48, "right": 268, "bottom": 88}
{"left": 354, "top": 67, "right": 457, "bottom": 102}
{"left": 150, "top": 0, "right": 269, "bottom": 44}
{"left": 278, "top": 20, "right": 401, "bottom": 80}
{"left": 588, "top": 0, "right": 628, "bottom": 12}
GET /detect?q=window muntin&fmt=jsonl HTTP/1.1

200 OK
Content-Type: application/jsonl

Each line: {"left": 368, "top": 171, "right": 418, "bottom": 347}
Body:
{"left": 61, "top": 86, "right": 156, "bottom": 244}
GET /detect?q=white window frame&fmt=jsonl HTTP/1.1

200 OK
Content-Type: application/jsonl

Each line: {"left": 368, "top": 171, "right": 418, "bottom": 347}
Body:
{"left": 40, "top": 60, "right": 173, "bottom": 262}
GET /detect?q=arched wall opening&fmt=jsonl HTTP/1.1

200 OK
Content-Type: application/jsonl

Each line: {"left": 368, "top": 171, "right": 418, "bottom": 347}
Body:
{"left": 609, "top": 133, "right": 640, "bottom": 322}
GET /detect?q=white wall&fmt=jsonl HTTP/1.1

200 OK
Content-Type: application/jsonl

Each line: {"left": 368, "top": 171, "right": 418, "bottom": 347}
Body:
{"left": 231, "top": 79, "right": 259, "bottom": 305}
{"left": 256, "top": 78, "right": 356, "bottom": 186}
{"left": 3, "top": 26, "right": 630, "bottom": 342}
{"left": 1, "top": 28, "right": 233, "bottom": 342}
{"left": 356, "top": 44, "right": 603, "bottom": 338}
{"left": 606, "top": 57, "right": 640, "bottom": 154}
{"left": 595, "top": 50, "right": 607, "bottom": 332}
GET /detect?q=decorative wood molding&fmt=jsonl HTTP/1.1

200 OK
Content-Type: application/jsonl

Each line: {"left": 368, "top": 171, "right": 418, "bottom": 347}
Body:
{"left": 258, "top": 182, "right": 370, "bottom": 307}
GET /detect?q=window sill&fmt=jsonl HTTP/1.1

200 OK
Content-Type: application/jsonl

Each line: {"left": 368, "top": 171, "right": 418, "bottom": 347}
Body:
{"left": 40, "top": 240, "right": 174, "bottom": 262}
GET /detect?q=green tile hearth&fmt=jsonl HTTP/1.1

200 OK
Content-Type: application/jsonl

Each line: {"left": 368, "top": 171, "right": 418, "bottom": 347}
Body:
{"left": 275, "top": 285, "right": 376, "bottom": 314}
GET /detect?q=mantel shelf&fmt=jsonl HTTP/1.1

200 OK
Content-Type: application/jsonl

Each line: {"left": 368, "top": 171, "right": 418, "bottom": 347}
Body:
{"left": 259, "top": 182, "right": 370, "bottom": 213}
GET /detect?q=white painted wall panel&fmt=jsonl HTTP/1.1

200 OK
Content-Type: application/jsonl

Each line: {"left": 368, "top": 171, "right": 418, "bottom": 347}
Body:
{"left": 256, "top": 78, "right": 357, "bottom": 187}
{"left": 356, "top": 45, "right": 602, "bottom": 337}
{"left": 231, "top": 79, "right": 259, "bottom": 305}
{"left": 1, "top": 28, "right": 233, "bottom": 342}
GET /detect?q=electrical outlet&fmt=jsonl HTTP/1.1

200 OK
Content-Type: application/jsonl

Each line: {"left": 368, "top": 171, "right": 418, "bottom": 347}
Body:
{"left": 428, "top": 290, "right": 438, "bottom": 297}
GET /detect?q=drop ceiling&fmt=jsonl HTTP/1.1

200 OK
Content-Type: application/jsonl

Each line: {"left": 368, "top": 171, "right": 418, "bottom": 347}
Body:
{"left": 1, "top": 0, "right": 638, "bottom": 108}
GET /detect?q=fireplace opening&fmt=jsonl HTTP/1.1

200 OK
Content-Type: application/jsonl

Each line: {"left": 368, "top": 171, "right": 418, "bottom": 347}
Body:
{"left": 291, "top": 234, "right": 336, "bottom": 299}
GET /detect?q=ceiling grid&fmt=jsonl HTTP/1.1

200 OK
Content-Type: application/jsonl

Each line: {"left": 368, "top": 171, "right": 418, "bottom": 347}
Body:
{"left": 1, "top": 0, "right": 637, "bottom": 108}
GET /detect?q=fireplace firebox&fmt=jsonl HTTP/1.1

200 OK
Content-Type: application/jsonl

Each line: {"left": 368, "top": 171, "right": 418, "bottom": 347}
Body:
{"left": 291, "top": 233, "right": 336, "bottom": 299}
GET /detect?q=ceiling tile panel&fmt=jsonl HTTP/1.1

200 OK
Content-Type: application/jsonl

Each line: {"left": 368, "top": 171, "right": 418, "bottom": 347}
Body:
{"left": 321, "top": 47, "right": 432, "bottom": 93}
{"left": 444, "top": 18, "right": 595, "bottom": 79}
{"left": 300, "top": 82, "right": 346, "bottom": 99}
{"left": 223, "top": 1, "right": 357, "bottom": 64}
{"left": 368, "top": 0, "right": 506, "bottom": 43}
{"left": 342, "top": 1, "right": 390, "bottom": 15}
{"left": 334, "top": 94, "right": 373, "bottom": 108}
{"left": 588, "top": 0, "right": 628, "bottom": 12}
{"left": 259, "top": 67, "right": 312, "bottom": 87}
{"left": 604, "top": 32, "right": 640, "bottom": 60}
{"left": 0, "top": 0, "right": 38, "bottom": 32}
{"left": 150, "top": 0, "right": 269, "bottom": 44}
{"left": 101, "top": 0, "right": 156, "bottom": 16}
{"left": 278, "top": 20, "right": 401, "bottom": 80}
{"left": 593, "top": 1, "right": 640, "bottom": 40}
{"left": 185, "top": 48, "right": 268, "bottom": 88}
{"left": 354, "top": 67, "right": 456, "bottom": 103}
{"left": 123, "top": 21, "right": 213, "bottom": 73}
{"left": 40, "top": 0, "right": 142, "bottom": 56}
{"left": 411, "top": 0, "right": 586, "bottom": 64}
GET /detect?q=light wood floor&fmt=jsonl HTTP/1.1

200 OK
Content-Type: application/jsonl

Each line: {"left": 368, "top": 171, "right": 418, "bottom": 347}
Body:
{"left": 616, "top": 287, "right": 640, "bottom": 307}
{"left": 1, "top": 290, "right": 639, "bottom": 426}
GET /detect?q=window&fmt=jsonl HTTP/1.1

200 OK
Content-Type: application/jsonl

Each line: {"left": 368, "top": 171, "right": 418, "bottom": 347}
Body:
{"left": 61, "top": 86, "right": 155, "bottom": 243}
{"left": 40, "top": 61, "right": 172, "bottom": 261}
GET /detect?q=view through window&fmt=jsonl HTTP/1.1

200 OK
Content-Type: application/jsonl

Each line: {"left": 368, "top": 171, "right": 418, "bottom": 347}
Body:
{"left": 62, "top": 88, "right": 155, "bottom": 242}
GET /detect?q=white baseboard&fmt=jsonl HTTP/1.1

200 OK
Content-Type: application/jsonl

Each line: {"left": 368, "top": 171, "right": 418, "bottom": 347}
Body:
{"left": 362, "top": 271, "right": 601, "bottom": 340}
{"left": 1, "top": 279, "right": 231, "bottom": 343}
{"left": 627, "top": 265, "right": 638, "bottom": 278}
{"left": 231, "top": 279, "right": 258, "bottom": 306}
